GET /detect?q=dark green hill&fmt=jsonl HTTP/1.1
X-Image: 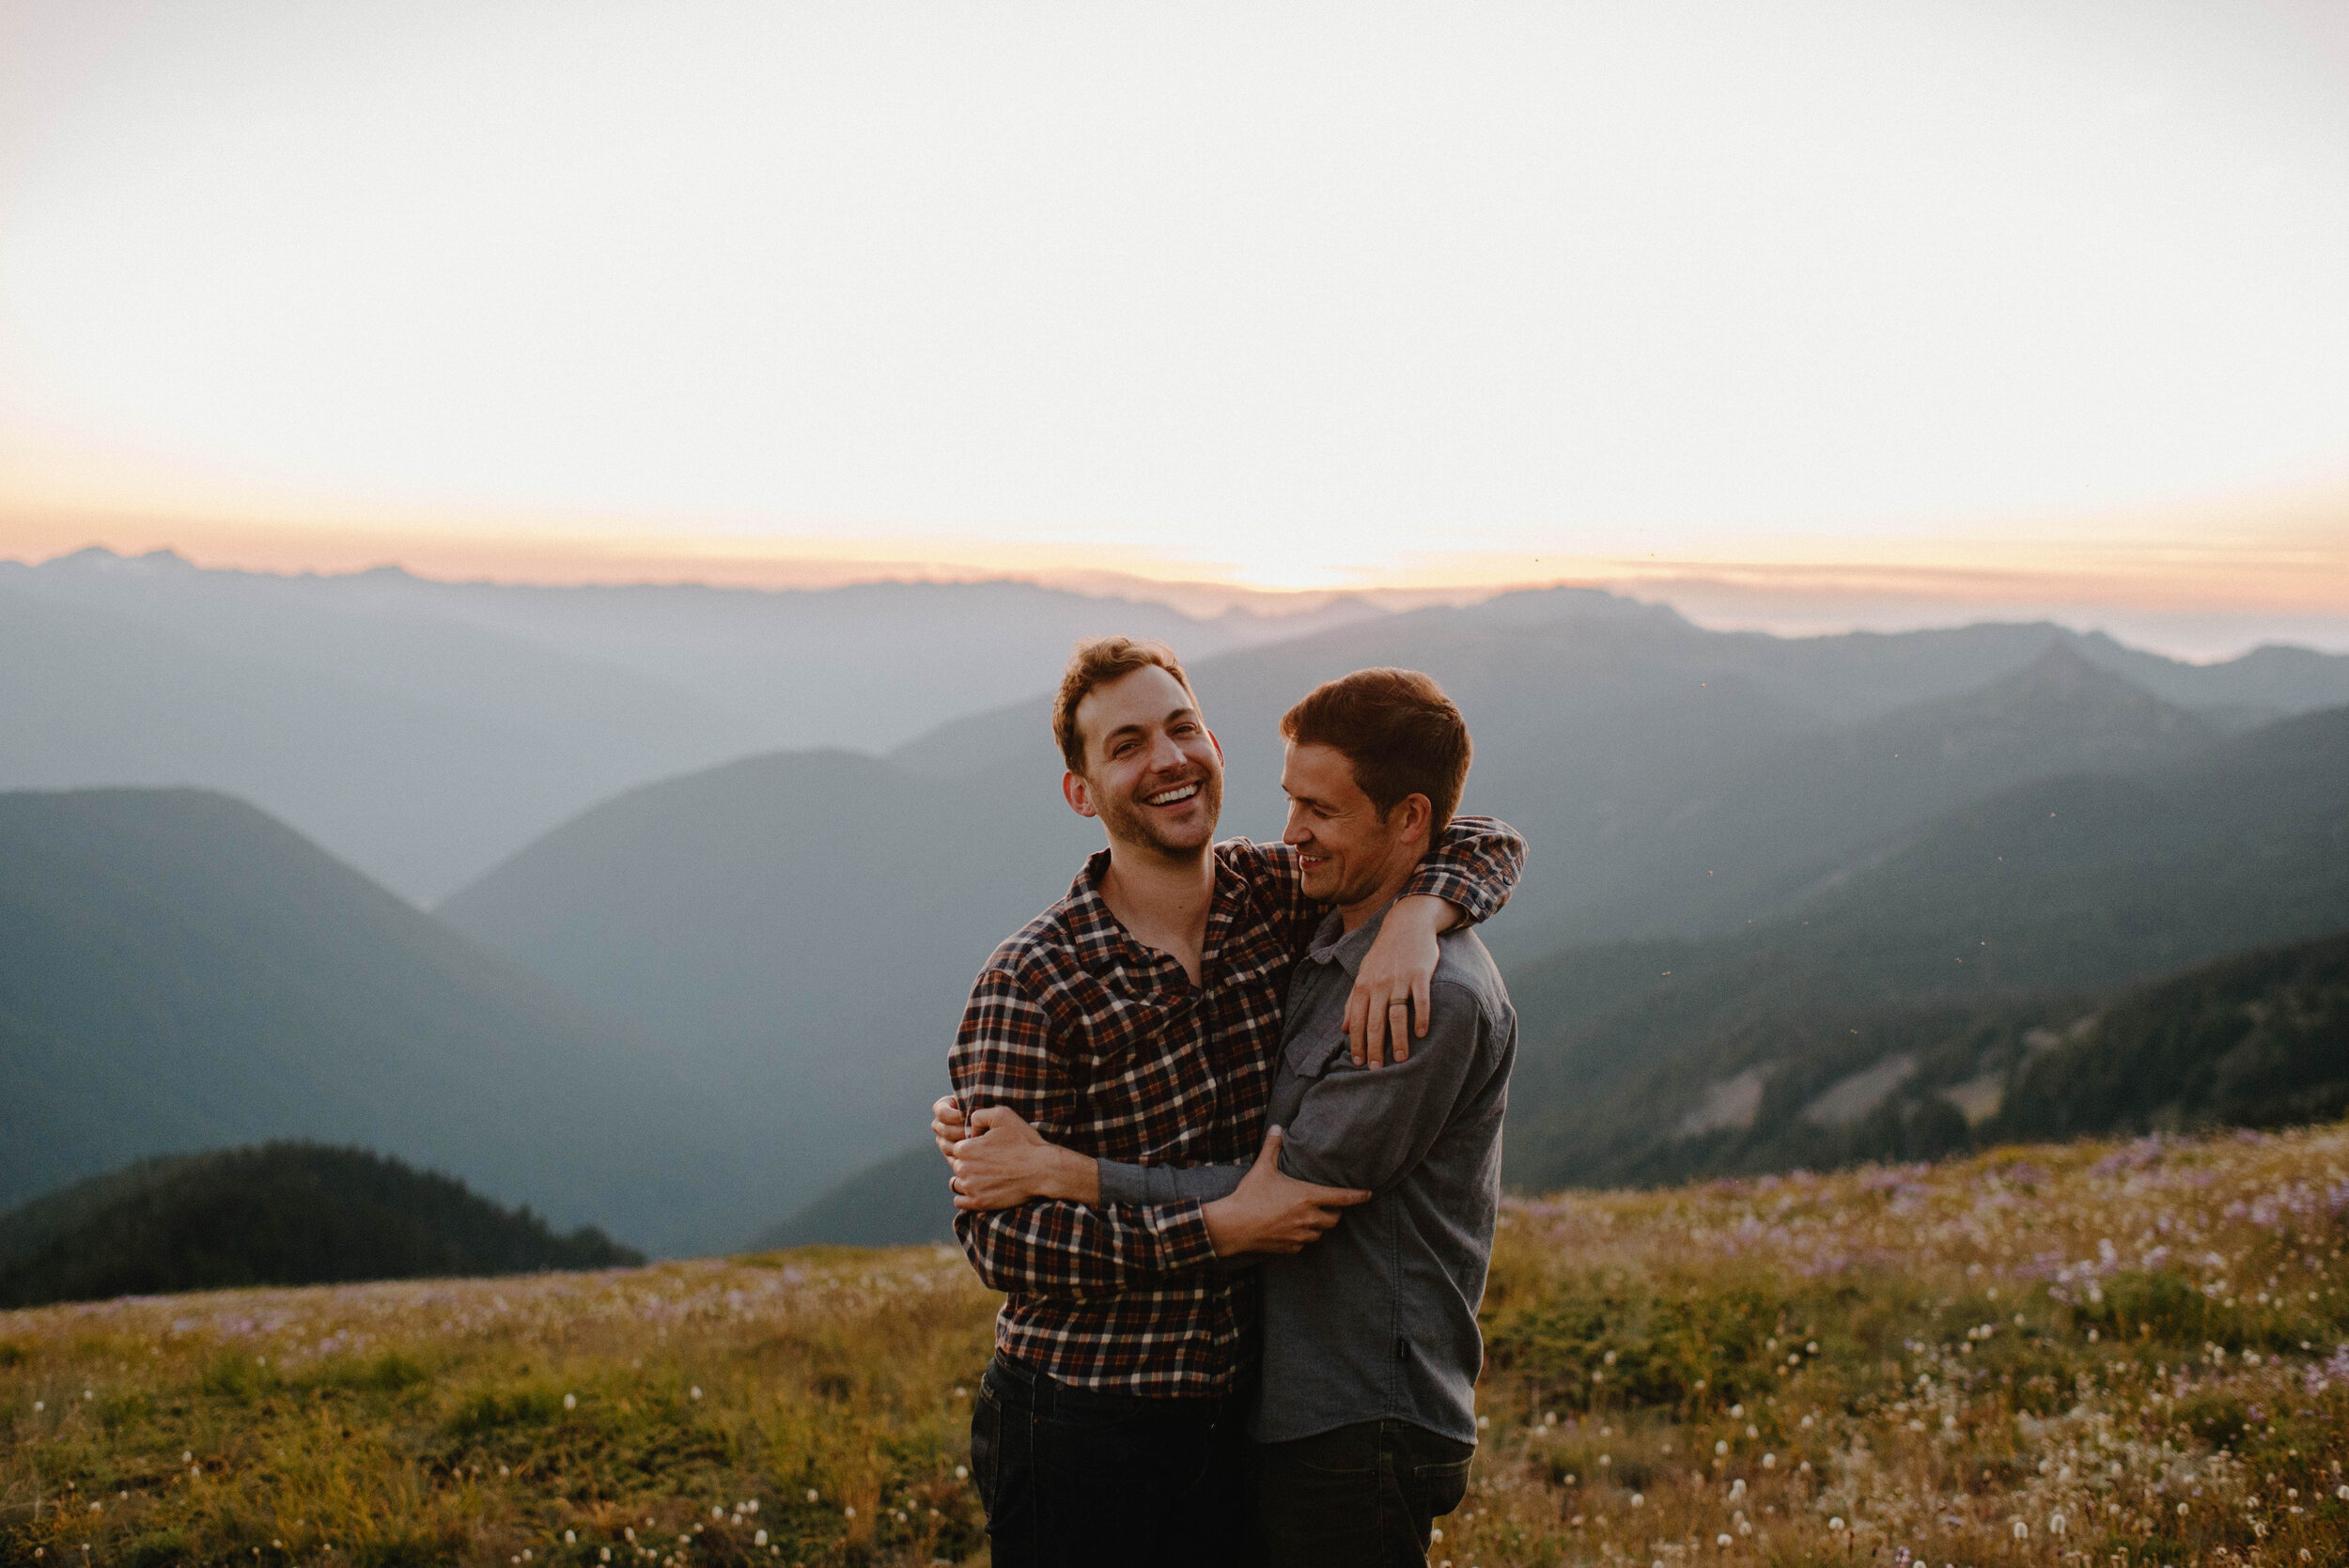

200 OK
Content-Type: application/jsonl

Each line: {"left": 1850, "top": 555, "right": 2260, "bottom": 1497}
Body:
{"left": 1501, "top": 706, "right": 2349, "bottom": 1190}
{"left": 0, "top": 1142, "right": 641, "bottom": 1308}
{"left": 0, "top": 787, "right": 777, "bottom": 1255}
{"left": 754, "top": 1146, "right": 957, "bottom": 1250}
{"left": 1992, "top": 930, "right": 2349, "bottom": 1142}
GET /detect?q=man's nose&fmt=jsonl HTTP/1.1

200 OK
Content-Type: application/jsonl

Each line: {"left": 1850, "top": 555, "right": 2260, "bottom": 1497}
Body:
{"left": 1146, "top": 729, "right": 1189, "bottom": 771}
{"left": 1281, "top": 801, "right": 1309, "bottom": 846}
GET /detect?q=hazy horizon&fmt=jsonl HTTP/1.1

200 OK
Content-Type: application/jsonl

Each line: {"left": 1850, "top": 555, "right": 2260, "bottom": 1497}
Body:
{"left": 5, "top": 0, "right": 2347, "bottom": 634}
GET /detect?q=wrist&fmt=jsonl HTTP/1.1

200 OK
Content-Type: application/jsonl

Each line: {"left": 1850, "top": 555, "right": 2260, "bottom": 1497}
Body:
{"left": 1393, "top": 892, "right": 1461, "bottom": 935}
{"left": 1052, "top": 1146, "right": 1099, "bottom": 1204}
{"left": 1203, "top": 1195, "right": 1249, "bottom": 1258}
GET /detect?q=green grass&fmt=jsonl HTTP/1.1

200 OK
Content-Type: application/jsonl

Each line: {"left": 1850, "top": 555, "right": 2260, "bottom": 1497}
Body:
{"left": 8, "top": 1123, "right": 2349, "bottom": 1565}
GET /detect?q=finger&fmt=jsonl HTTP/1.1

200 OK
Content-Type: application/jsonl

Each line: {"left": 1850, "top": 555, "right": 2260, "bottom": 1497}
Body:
{"left": 970, "top": 1106, "right": 1009, "bottom": 1132}
{"left": 1412, "top": 971, "right": 1432, "bottom": 1043}
{"left": 1346, "top": 989, "right": 1367, "bottom": 1066}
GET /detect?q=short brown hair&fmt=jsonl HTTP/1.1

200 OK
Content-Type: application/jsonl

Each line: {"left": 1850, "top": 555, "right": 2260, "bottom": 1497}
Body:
{"left": 1280, "top": 668, "right": 1470, "bottom": 836}
{"left": 1052, "top": 636, "right": 1196, "bottom": 773}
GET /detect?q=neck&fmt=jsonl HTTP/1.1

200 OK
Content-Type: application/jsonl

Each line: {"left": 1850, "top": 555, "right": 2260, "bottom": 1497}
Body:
{"left": 1100, "top": 835, "right": 1215, "bottom": 924}
{"left": 1336, "top": 846, "right": 1425, "bottom": 932}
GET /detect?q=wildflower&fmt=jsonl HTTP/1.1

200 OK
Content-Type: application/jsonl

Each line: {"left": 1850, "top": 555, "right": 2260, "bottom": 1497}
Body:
{"left": 1762, "top": 1453, "right": 1776, "bottom": 1467}
{"left": 2012, "top": 1520, "right": 2029, "bottom": 1540}
{"left": 690, "top": 1386, "right": 703, "bottom": 1400}
{"left": 806, "top": 1490, "right": 819, "bottom": 1502}
{"left": 566, "top": 1532, "right": 576, "bottom": 1545}
{"left": 565, "top": 1393, "right": 577, "bottom": 1409}
{"left": 1718, "top": 1534, "right": 1733, "bottom": 1546}
{"left": 1631, "top": 1493, "right": 1645, "bottom": 1507}
{"left": 1828, "top": 1517, "right": 1844, "bottom": 1530}
{"left": 753, "top": 1533, "right": 766, "bottom": 1548}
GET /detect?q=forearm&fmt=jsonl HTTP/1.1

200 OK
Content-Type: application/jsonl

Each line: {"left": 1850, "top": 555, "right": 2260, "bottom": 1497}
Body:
{"left": 1403, "top": 814, "right": 1527, "bottom": 925}
{"left": 1097, "top": 1159, "right": 1247, "bottom": 1207}
{"left": 953, "top": 1194, "right": 1219, "bottom": 1296}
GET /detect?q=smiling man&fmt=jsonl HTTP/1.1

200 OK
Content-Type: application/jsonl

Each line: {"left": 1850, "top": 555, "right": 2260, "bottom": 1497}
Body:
{"left": 941, "top": 641, "right": 1524, "bottom": 1568}
{"left": 949, "top": 665, "right": 1520, "bottom": 1568}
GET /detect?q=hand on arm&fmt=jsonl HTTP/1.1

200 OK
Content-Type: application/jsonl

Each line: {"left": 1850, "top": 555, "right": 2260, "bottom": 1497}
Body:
{"left": 947, "top": 968, "right": 1223, "bottom": 1296}
{"left": 1201, "top": 1127, "right": 1370, "bottom": 1257}
{"left": 944, "top": 1103, "right": 1099, "bottom": 1210}
{"left": 1343, "top": 893, "right": 1455, "bottom": 1070}
{"left": 940, "top": 1098, "right": 1367, "bottom": 1259}
{"left": 1283, "top": 984, "right": 1497, "bottom": 1195}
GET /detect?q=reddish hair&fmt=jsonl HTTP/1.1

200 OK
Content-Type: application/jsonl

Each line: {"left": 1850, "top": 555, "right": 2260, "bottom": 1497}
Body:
{"left": 1280, "top": 667, "right": 1470, "bottom": 835}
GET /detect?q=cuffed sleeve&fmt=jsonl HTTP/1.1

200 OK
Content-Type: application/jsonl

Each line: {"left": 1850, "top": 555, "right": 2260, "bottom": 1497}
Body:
{"left": 1400, "top": 815, "right": 1527, "bottom": 928}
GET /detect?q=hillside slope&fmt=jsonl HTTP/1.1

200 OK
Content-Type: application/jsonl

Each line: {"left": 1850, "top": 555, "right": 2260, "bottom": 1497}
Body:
{"left": 0, "top": 1142, "right": 642, "bottom": 1308}
{"left": 1502, "top": 706, "right": 2349, "bottom": 1189}
{"left": 0, "top": 788, "right": 776, "bottom": 1254}
{"left": 439, "top": 753, "right": 1098, "bottom": 1204}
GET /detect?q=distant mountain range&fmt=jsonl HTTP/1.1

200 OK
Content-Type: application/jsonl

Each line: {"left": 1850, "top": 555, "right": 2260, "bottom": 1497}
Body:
{"left": 439, "top": 588, "right": 2349, "bottom": 1220}
{"left": 0, "top": 549, "right": 1377, "bottom": 902}
{"left": 10, "top": 569, "right": 2349, "bottom": 1253}
{"left": 0, "top": 788, "right": 785, "bottom": 1255}
{"left": 0, "top": 1142, "right": 640, "bottom": 1309}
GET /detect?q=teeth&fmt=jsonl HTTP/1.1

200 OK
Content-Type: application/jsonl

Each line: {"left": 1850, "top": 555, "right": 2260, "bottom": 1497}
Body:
{"left": 1145, "top": 783, "right": 1201, "bottom": 806}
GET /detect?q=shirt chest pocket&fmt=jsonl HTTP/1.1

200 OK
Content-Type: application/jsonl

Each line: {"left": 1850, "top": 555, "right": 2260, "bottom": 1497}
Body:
{"left": 1280, "top": 1028, "right": 1352, "bottom": 1083}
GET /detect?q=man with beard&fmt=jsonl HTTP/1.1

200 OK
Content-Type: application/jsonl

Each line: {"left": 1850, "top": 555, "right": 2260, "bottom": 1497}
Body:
{"left": 941, "top": 638, "right": 1523, "bottom": 1568}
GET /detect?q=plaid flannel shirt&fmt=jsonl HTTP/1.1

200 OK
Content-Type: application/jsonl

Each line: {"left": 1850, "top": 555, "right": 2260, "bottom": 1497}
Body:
{"left": 948, "top": 815, "right": 1525, "bottom": 1396}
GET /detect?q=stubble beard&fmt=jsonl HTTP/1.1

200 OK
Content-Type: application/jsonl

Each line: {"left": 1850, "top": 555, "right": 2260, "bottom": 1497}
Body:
{"left": 1097, "top": 768, "right": 1223, "bottom": 863}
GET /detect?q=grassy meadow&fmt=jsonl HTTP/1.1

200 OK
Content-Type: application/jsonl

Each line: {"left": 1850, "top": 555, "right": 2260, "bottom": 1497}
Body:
{"left": 7, "top": 1124, "right": 2349, "bottom": 1567}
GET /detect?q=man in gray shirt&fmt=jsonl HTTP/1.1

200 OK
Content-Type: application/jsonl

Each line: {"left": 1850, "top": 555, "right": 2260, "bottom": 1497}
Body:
{"left": 942, "top": 668, "right": 1518, "bottom": 1567}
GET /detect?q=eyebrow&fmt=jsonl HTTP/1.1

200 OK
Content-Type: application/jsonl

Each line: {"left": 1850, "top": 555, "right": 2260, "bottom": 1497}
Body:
{"left": 1100, "top": 706, "right": 1201, "bottom": 748}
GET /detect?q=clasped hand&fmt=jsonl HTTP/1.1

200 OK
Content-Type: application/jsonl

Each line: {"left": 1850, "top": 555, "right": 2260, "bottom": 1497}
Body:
{"left": 932, "top": 1097, "right": 1369, "bottom": 1258}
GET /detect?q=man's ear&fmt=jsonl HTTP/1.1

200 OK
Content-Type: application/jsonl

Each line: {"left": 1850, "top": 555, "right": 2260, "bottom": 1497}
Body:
{"left": 1206, "top": 727, "right": 1225, "bottom": 766}
{"left": 1062, "top": 769, "right": 1099, "bottom": 819}
{"left": 1396, "top": 793, "right": 1435, "bottom": 853}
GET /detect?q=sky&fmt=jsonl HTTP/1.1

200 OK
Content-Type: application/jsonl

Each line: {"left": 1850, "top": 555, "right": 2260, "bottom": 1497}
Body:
{"left": 2, "top": 1, "right": 2346, "bottom": 650}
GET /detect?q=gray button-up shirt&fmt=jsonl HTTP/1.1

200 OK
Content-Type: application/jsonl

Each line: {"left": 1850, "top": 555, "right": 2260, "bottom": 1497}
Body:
{"left": 1099, "top": 901, "right": 1517, "bottom": 1445}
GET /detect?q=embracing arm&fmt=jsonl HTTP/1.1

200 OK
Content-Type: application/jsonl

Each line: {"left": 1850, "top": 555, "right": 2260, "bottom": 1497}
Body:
{"left": 1227, "top": 815, "right": 1527, "bottom": 1066}
{"left": 1278, "top": 981, "right": 1500, "bottom": 1193}
{"left": 935, "top": 1097, "right": 1365, "bottom": 1257}
{"left": 946, "top": 967, "right": 1220, "bottom": 1296}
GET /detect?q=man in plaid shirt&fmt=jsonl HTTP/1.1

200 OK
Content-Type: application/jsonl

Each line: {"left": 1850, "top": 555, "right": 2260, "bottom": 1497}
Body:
{"left": 941, "top": 636, "right": 1524, "bottom": 1567}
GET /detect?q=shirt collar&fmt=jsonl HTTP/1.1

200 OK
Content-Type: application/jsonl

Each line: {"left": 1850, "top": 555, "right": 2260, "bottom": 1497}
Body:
{"left": 1064, "top": 845, "right": 1252, "bottom": 970}
{"left": 1303, "top": 898, "right": 1394, "bottom": 977}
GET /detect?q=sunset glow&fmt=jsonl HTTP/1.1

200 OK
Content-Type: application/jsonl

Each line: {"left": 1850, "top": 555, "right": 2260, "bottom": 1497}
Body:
{"left": 4, "top": 1, "right": 2347, "bottom": 634}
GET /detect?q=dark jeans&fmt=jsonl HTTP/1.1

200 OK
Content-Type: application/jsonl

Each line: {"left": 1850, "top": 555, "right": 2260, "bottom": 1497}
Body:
{"left": 969, "top": 1352, "right": 1263, "bottom": 1568}
{"left": 1252, "top": 1419, "right": 1474, "bottom": 1568}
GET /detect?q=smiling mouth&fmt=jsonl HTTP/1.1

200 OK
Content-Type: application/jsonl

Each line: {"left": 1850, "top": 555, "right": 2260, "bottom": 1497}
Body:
{"left": 1143, "top": 782, "right": 1203, "bottom": 808}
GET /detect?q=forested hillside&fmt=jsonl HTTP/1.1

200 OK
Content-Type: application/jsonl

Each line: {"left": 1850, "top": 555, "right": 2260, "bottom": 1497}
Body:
{"left": 0, "top": 1143, "right": 641, "bottom": 1308}
{"left": 1501, "top": 706, "right": 2349, "bottom": 1190}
